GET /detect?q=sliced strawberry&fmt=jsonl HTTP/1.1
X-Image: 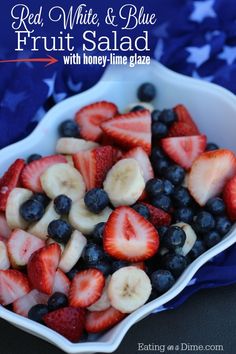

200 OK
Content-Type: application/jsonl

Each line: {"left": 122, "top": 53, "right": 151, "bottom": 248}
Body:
{"left": 53, "top": 269, "right": 71, "bottom": 296}
{"left": 104, "top": 207, "right": 159, "bottom": 262}
{"left": 0, "top": 212, "right": 11, "bottom": 239}
{"left": 168, "top": 105, "right": 200, "bottom": 137}
{"left": 141, "top": 202, "right": 171, "bottom": 227}
{"left": 21, "top": 155, "right": 67, "bottom": 193}
{"left": 101, "top": 110, "right": 151, "bottom": 155}
{"left": 168, "top": 122, "right": 199, "bottom": 137}
{"left": 73, "top": 146, "right": 114, "bottom": 190}
{"left": 189, "top": 149, "right": 236, "bottom": 206}
{"left": 0, "top": 159, "right": 25, "bottom": 211}
{"left": 223, "top": 175, "right": 236, "bottom": 221}
{"left": 161, "top": 135, "right": 207, "bottom": 169}
{"left": 7, "top": 229, "right": 45, "bottom": 268}
{"left": 85, "top": 306, "right": 126, "bottom": 333}
{"left": 75, "top": 101, "right": 118, "bottom": 142}
{"left": 43, "top": 307, "right": 85, "bottom": 342}
{"left": 27, "top": 243, "right": 61, "bottom": 295}
{"left": 13, "top": 289, "right": 49, "bottom": 317}
{"left": 123, "top": 147, "right": 154, "bottom": 182}
{"left": 69, "top": 269, "right": 105, "bottom": 308}
{"left": 0, "top": 269, "right": 31, "bottom": 305}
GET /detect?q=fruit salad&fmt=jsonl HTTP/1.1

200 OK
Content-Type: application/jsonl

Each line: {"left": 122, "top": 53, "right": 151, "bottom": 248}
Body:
{"left": 0, "top": 82, "right": 236, "bottom": 342}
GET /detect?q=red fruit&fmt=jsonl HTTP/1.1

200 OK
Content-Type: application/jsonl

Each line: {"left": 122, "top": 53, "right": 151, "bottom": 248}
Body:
{"left": 223, "top": 175, "right": 236, "bottom": 221}
{"left": 168, "top": 122, "right": 199, "bottom": 137}
{"left": 168, "top": 105, "right": 200, "bottom": 137}
{"left": 69, "top": 269, "right": 105, "bottom": 308}
{"left": 43, "top": 307, "right": 85, "bottom": 342}
{"left": 73, "top": 146, "right": 114, "bottom": 190}
{"left": 75, "top": 101, "right": 118, "bottom": 142}
{"left": 0, "top": 212, "right": 11, "bottom": 239}
{"left": 103, "top": 206, "right": 159, "bottom": 262}
{"left": 101, "top": 110, "right": 151, "bottom": 155}
{"left": 85, "top": 306, "right": 126, "bottom": 333}
{"left": 0, "top": 159, "right": 25, "bottom": 211}
{"left": 27, "top": 243, "right": 61, "bottom": 295}
{"left": 0, "top": 269, "right": 31, "bottom": 305}
{"left": 161, "top": 135, "right": 207, "bottom": 169}
{"left": 13, "top": 289, "right": 49, "bottom": 317}
{"left": 188, "top": 149, "right": 236, "bottom": 206}
{"left": 21, "top": 155, "right": 67, "bottom": 193}
{"left": 53, "top": 269, "right": 71, "bottom": 296}
{"left": 141, "top": 202, "right": 171, "bottom": 227}
{"left": 123, "top": 147, "right": 154, "bottom": 182}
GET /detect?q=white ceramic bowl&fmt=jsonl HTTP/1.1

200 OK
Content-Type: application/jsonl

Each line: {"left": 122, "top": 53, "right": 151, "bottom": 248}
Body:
{"left": 1, "top": 60, "right": 236, "bottom": 353}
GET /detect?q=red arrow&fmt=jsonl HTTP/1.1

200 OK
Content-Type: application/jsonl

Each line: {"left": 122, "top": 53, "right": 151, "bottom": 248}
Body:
{"left": 0, "top": 55, "right": 58, "bottom": 67}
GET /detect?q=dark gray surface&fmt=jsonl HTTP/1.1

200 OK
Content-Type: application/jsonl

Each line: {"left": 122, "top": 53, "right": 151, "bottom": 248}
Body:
{"left": 0, "top": 284, "right": 235, "bottom": 354}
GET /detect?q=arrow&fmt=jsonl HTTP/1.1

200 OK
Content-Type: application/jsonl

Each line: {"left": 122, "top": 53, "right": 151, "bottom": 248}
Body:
{"left": 0, "top": 55, "right": 58, "bottom": 67}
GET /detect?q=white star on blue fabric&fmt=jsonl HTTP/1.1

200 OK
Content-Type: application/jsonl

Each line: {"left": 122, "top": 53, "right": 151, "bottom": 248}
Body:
{"left": 17, "top": 50, "right": 33, "bottom": 68}
{"left": 53, "top": 92, "right": 67, "bottom": 103}
{"left": 154, "top": 39, "right": 164, "bottom": 61}
{"left": 192, "top": 70, "right": 213, "bottom": 82}
{"left": 1, "top": 90, "right": 28, "bottom": 112}
{"left": 67, "top": 77, "right": 82, "bottom": 92}
{"left": 32, "top": 106, "right": 46, "bottom": 123}
{"left": 187, "top": 278, "right": 197, "bottom": 287}
{"left": 43, "top": 73, "right": 57, "bottom": 98}
{"left": 153, "top": 22, "right": 169, "bottom": 38}
{"left": 186, "top": 44, "right": 211, "bottom": 67}
{"left": 218, "top": 46, "right": 236, "bottom": 65}
{"left": 190, "top": 0, "right": 216, "bottom": 23}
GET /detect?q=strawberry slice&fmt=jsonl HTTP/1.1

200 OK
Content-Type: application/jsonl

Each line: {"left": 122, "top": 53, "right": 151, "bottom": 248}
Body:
{"left": 85, "top": 306, "right": 126, "bottom": 333}
{"left": 21, "top": 155, "right": 67, "bottom": 193}
{"left": 123, "top": 147, "right": 154, "bottom": 182}
{"left": 0, "top": 269, "right": 31, "bottom": 305}
{"left": 161, "top": 135, "right": 207, "bottom": 169}
{"left": 223, "top": 175, "right": 236, "bottom": 221}
{"left": 27, "top": 243, "right": 61, "bottom": 295}
{"left": 7, "top": 229, "right": 45, "bottom": 268}
{"left": 53, "top": 269, "right": 71, "bottom": 296}
{"left": 103, "top": 207, "right": 159, "bottom": 262}
{"left": 0, "top": 212, "right": 11, "bottom": 239}
{"left": 75, "top": 101, "right": 118, "bottom": 142}
{"left": 0, "top": 159, "right": 25, "bottom": 211}
{"left": 73, "top": 146, "right": 114, "bottom": 190}
{"left": 188, "top": 149, "right": 236, "bottom": 206}
{"left": 69, "top": 269, "right": 105, "bottom": 308}
{"left": 168, "top": 105, "right": 200, "bottom": 137}
{"left": 13, "top": 289, "right": 49, "bottom": 317}
{"left": 141, "top": 202, "right": 171, "bottom": 227}
{"left": 43, "top": 307, "right": 85, "bottom": 342}
{"left": 101, "top": 110, "right": 151, "bottom": 155}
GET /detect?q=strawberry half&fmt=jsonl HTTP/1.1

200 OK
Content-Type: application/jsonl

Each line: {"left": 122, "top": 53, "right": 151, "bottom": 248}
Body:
{"left": 0, "top": 212, "right": 11, "bottom": 239}
{"left": 123, "top": 147, "right": 154, "bottom": 183}
{"left": 188, "top": 149, "right": 236, "bottom": 206}
{"left": 168, "top": 105, "right": 200, "bottom": 137}
{"left": 69, "top": 269, "right": 105, "bottom": 308}
{"left": 0, "top": 269, "right": 31, "bottom": 305}
{"left": 141, "top": 202, "right": 171, "bottom": 227}
{"left": 161, "top": 135, "right": 207, "bottom": 169}
{"left": 101, "top": 110, "right": 151, "bottom": 155}
{"left": 21, "top": 155, "right": 67, "bottom": 193}
{"left": 73, "top": 146, "right": 114, "bottom": 190}
{"left": 13, "top": 289, "right": 49, "bottom": 317}
{"left": 75, "top": 101, "right": 118, "bottom": 142}
{"left": 0, "top": 159, "right": 25, "bottom": 211}
{"left": 43, "top": 307, "right": 85, "bottom": 342}
{"left": 103, "top": 206, "right": 159, "bottom": 262}
{"left": 223, "top": 175, "right": 236, "bottom": 221}
{"left": 27, "top": 243, "right": 61, "bottom": 295}
{"left": 85, "top": 306, "right": 126, "bottom": 333}
{"left": 53, "top": 269, "right": 71, "bottom": 296}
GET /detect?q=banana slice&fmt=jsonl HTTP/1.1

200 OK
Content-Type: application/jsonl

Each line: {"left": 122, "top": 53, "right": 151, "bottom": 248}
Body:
{"left": 108, "top": 266, "right": 151, "bottom": 313}
{"left": 103, "top": 158, "right": 145, "bottom": 207}
{"left": 6, "top": 188, "right": 33, "bottom": 230}
{"left": 174, "top": 222, "right": 197, "bottom": 256}
{"left": 125, "top": 102, "right": 154, "bottom": 113}
{"left": 0, "top": 241, "right": 10, "bottom": 270}
{"left": 40, "top": 163, "right": 85, "bottom": 201}
{"left": 59, "top": 230, "right": 87, "bottom": 273}
{"left": 56, "top": 138, "right": 99, "bottom": 155}
{"left": 69, "top": 199, "right": 112, "bottom": 235}
{"left": 28, "top": 202, "right": 60, "bottom": 240}
{"left": 182, "top": 173, "right": 189, "bottom": 188}
{"left": 88, "top": 276, "right": 111, "bottom": 312}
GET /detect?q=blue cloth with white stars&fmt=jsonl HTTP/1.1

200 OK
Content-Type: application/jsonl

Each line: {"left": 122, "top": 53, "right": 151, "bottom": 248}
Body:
{"left": 0, "top": 0, "right": 236, "bottom": 312}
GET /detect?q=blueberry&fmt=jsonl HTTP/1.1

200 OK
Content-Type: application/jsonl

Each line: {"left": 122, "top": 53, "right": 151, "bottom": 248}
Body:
{"left": 48, "top": 292, "right": 68, "bottom": 311}
{"left": 206, "top": 142, "right": 219, "bottom": 151}
{"left": 151, "top": 110, "right": 161, "bottom": 123}
{"left": 195, "top": 211, "right": 215, "bottom": 233}
{"left": 91, "top": 260, "right": 111, "bottom": 276}
{"left": 157, "top": 226, "right": 169, "bottom": 241}
{"left": 132, "top": 203, "right": 150, "bottom": 219}
{"left": 153, "top": 158, "right": 170, "bottom": 176}
{"left": 31, "top": 193, "right": 50, "bottom": 207}
{"left": 130, "top": 105, "right": 145, "bottom": 112}
{"left": 54, "top": 195, "right": 72, "bottom": 215}
{"left": 27, "top": 154, "right": 42, "bottom": 164}
{"left": 59, "top": 120, "right": 80, "bottom": 138}
{"left": 164, "top": 165, "right": 185, "bottom": 186}
{"left": 164, "top": 253, "right": 187, "bottom": 277}
{"left": 66, "top": 267, "right": 79, "bottom": 280}
{"left": 83, "top": 243, "right": 104, "bottom": 265}
{"left": 174, "top": 207, "right": 194, "bottom": 223}
{"left": 172, "top": 187, "right": 193, "bottom": 207}
{"left": 151, "top": 269, "right": 175, "bottom": 293}
{"left": 163, "top": 226, "right": 186, "bottom": 250}
{"left": 48, "top": 219, "right": 72, "bottom": 244}
{"left": 215, "top": 216, "right": 232, "bottom": 236}
{"left": 112, "top": 260, "right": 130, "bottom": 273}
{"left": 188, "top": 240, "right": 206, "bottom": 260}
{"left": 163, "top": 179, "right": 175, "bottom": 196}
{"left": 159, "top": 109, "right": 177, "bottom": 126}
{"left": 20, "top": 199, "right": 45, "bottom": 222}
{"left": 152, "top": 122, "right": 168, "bottom": 139}
{"left": 206, "top": 197, "right": 225, "bottom": 215}
{"left": 91, "top": 222, "right": 105, "bottom": 244}
{"left": 28, "top": 304, "right": 49, "bottom": 324}
{"left": 84, "top": 188, "right": 109, "bottom": 214}
{"left": 137, "top": 82, "right": 156, "bottom": 102}
{"left": 152, "top": 194, "right": 172, "bottom": 212}
{"left": 146, "top": 178, "right": 164, "bottom": 198}
{"left": 148, "top": 288, "right": 159, "bottom": 301}
{"left": 151, "top": 146, "right": 166, "bottom": 161}
{"left": 203, "top": 230, "right": 221, "bottom": 248}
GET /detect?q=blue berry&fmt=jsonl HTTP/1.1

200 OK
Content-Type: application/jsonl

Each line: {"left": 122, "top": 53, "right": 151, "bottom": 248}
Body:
{"left": 159, "top": 109, "right": 177, "bottom": 126}
{"left": 153, "top": 158, "right": 170, "bottom": 176}
{"left": 215, "top": 216, "right": 232, "bottom": 235}
{"left": 132, "top": 203, "right": 150, "bottom": 219}
{"left": 152, "top": 194, "right": 172, "bottom": 212}
{"left": 47, "top": 219, "right": 72, "bottom": 244}
{"left": 174, "top": 207, "right": 194, "bottom": 223}
{"left": 164, "top": 253, "right": 187, "bottom": 277}
{"left": 91, "top": 222, "right": 105, "bottom": 244}
{"left": 91, "top": 260, "right": 111, "bottom": 276}
{"left": 66, "top": 267, "right": 79, "bottom": 280}
{"left": 54, "top": 195, "right": 72, "bottom": 215}
{"left": 188, "top": 240, "right": 206, "bottom": 260}
{"left": 163, "top": 179, "right": 175, "bottom": 196}
{"left": 151, "top": 110, "right": 161, "bottom": 123}
{"left": 151, "top": 269, "right": 175, "bottom": 293}
{"left": 48, "top": 292, "right": 68, "bottom": 311}
{"left": 206, "top": 197, "right": 225, "bottom": 215}
{"left": 130, "top": 105, "right": 145, "bottom": 112}
{"left": 195, "top": 211, "right": 215, "bottom": 233}
{"left": 137, "top": 82, "right": 156, "bottom": 102}
{"left": 146, "top": 178, "right": 164, "bottom": 198}
{"left": 203, "top": 230, "right": 221, "bottom": 248}
{"left": 59, "top": 120, "right": 80, "bottom": 138}
{"left": 206, "top": 142, "right": 219, "bottom": 151}
{"left": 157, "top": 226, "right": 169, "bottom": 241}
{"left": 83, "top": 243, "right": 104, "bottom": 265}
{"left": 164, "top": 165, "right": 185, "bottom": 186}
{"left": 27, "top": 154, "right": 42, "bottom": 164}
{"left": 31, "top": 193, "right": 50, "bottom": 207}
{"left": 172, "top": 187, "right": 193, "bottom": 207}
{"left": 28, "top": 304, "right": 48, "bottom": 324}
{"left": 163, "top": 226, "right": 186, "bottom": 250}
{"left": 112, "top": 260, "right": 130, "bottom": 273}
{"left": 152, "top": 122, "right": 168, "bottom": 139}
{"left": 84, "top": 188, "right": 109, "bottom": 214}
{"left": 20, "top": 199, "right": 44, "bottom": 222}
{"left": 151, "top": 147, "right": 166, "bottom": 161}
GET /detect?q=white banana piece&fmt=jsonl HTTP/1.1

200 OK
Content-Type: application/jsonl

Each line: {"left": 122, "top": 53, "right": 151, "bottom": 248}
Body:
{"left": 56, "top": 137, "right": 99, "bottom": 155}
{"left": 88, "top": 276, "right": 111, "bottom": 312}
{"left": 103, "top": 158, "right": 145, "bottom": 207}
{"left": 182, "top": 173, "right": 189, "bottom": 188}
{"left": 125, "top": 102, "right": 154, "bottom": 112}
{"left": 40, "top": 163, "right": 85, "bottom": 201}
{"left": 108, "top": 266, "right": 151, "bottom": 313}
{"left": 6, "top": 188, "right": 33, "bottom": 230}
{"left": 174, "top": 222, "right": 197, "bottom": 256}
{"left": 0, "top": 241, "right": 10, "bottom": 270}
